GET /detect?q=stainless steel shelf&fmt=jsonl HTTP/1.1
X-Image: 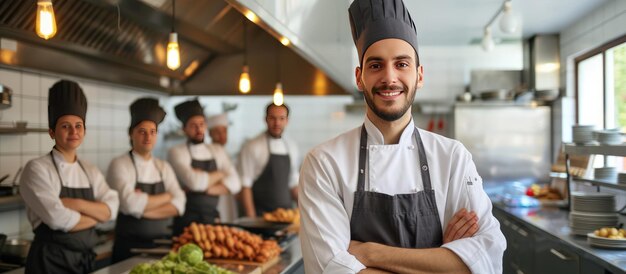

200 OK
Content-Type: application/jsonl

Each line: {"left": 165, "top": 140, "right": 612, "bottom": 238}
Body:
{"left": 564, "top": 143, "right": 626, "bottom": 157}
{"left": 571, "top": 177, "right": 626, "bottom": 191}
{"left": 0, "top": 127, "right": 48, "bottom": 134}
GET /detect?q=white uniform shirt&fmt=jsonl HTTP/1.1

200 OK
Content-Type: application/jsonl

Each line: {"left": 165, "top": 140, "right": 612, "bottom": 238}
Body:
{"left": 19, "top": 149, "right": 119, "bottom": 232}
{"left": 106, "top": 152, "right": 186, "bottom": 219}
{"left": 167, "top": 142, "right": 241, "bottom": 194}
{"left": 298, "top": 117, "right": 506, "bottom": 274}
{"left": 238, "top": 132, "right": 300, "bottom": 188}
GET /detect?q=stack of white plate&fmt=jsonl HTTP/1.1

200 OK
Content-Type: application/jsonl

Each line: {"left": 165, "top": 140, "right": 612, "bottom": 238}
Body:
{"left": 572, "top": 125, "right": 596, "bottom": 144}
{"left": 594, "top": 167, "right": 617, "bottom": 181}
{"left": 571, "top": 192, "right": 615, "bottom": 212}
{"left": 569, "top": 192, "right": 617, "bottom": 235}
{"left": 587, "top": 233, "right": 626, "bottom": 249}
{"left": 595, "top": 130, "right": 623, "bottom": 145}
{"left": 618, "top": 173, "right": 626, "bottom": 185}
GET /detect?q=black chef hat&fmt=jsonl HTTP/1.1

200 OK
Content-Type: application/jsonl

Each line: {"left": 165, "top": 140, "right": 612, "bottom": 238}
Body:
{"left": 129, "top": 98, "right": 166, "bottom": 133}
{"left": 349, "top": 0, "right": 418, "bottom": 65}
{"left": 48, "top": 80, "right": 87, "bottom": 129}
{"left": 174, "top": 98, "right": 204, "bottom": 126}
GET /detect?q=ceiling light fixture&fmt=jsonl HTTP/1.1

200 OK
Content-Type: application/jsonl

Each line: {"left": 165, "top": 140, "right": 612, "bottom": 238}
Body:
{"left": 482, "top": 27, "right": 495, "bottom": 52}
{"left": 36, "top": 0, "right": 57, "bottom": 40}
{"left": 481, "top": 0, "right": 521, "bottom": 52}
{"left": 166, "top": 0, "right": 180, "bottom": 70}
{"left": 239, "top": 19, "right": 251, "bottom": 94}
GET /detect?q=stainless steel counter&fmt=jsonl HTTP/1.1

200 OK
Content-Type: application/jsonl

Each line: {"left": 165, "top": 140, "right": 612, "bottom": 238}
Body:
{"left": 0, "top": 195, "right": 24, "bottom": 212}
{"left": 493, "top": 204, "right": 626, "bottom": 273}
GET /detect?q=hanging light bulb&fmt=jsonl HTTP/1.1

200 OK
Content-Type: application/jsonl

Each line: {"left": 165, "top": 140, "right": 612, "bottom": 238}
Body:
{"left": 481, "top": 27, "right": 495, "bottom": 52}
{"left": 239, "top": 65, "right": 251, "bottom": 93}
{"left": 166, "top": 0, "right": 180, "bottom": 70}
{"left": 499, "top": 1, "right": 519, "bottom": 34}
{"left": 273, "top": 82, "right": 284, "bottom": 106}
{"left": 167, "top": 32, "right": 180, "bottom": 70}
{"left": 36, "top": 0, "right": 57, "bottom": 40}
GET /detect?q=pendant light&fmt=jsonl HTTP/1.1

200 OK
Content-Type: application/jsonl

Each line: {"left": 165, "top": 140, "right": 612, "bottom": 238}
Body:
{"left": 36, "top": 0, "right": 57, "bottom": 40}
{"left": 166, "top": 0, "right": 181, "bottom": 70}
{"left": 481, "top": 27, "right": 495, "bottom": 52}
{"left": 273, "top": 42, "right": 284, "bottom": 106}
{"left": 499, "top": 1, "right": 519, "bottom": 34}
{"left": 239, "top": 19, "right": 251, "bottom": 94}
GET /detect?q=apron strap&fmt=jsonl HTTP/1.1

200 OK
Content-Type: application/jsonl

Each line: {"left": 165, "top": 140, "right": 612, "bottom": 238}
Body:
{"left": 357, "top": 126, "right": 368, "bottom": 192}
{"left": 50, "top": 148, "right": 93, "bottom": 188}
{"left": 128, "top": 151, "right": 163, "bottom": 184}
{"left": 356, "top": 126, "right": 432, "bottom": 192}
{"left": 413, "top": 128, "right": 433, "bottom": 191}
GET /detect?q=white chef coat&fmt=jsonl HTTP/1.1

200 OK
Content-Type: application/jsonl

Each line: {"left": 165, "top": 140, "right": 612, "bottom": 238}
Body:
{"left": 167, "top": 142, "right": 241, "bottom": 194}
{"left": 106, "top": 152, "right": 186, "bottom": 219}
{"left": 238, "top": 132, "right": 300, "bottom": 188}
{"left": 19, "top": 149, "right": 119, "bottom": 232}
{"left": 298, "top": 117, "right": 506, "bottom": 274}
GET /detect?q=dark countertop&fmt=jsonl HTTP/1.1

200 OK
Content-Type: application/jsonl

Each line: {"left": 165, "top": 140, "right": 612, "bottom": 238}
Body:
{"left": 0, "top": 195, "right": 24, "bottom": 212}
{"left": 493, "top": 203, "right": 626, "bottom": 273}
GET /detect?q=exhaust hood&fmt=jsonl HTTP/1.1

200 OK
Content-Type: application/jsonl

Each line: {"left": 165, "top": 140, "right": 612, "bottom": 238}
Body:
{"left": 0, "top": 0, "right": 347, "bottom": 96}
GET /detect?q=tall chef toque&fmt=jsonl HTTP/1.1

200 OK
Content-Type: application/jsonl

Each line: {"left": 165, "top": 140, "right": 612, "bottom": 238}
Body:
{"left": 206, "top": 113, "right": 228, "bottom": 129}
{"left": 129, "top": 98, "right": 166, "bottom": 133}
{"left": 174, "top": 98, "right": 204, "bottom": 126}
{"left": 349, "top": 0, "right": 419, "bottom": 65}
{"left": 48, "top": 80, "right": 87, "bottom": 129}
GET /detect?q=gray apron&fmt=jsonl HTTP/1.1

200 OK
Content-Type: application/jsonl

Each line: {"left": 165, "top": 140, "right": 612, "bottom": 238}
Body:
{"left": 172, "top": 143, "right": 220, "bottom": 235}
{"left": 111, "top": 152, "right": 169, "bottom": 263}
{"left": 350, "top": 126, "right": 443, "bottom": 248}
{"left": 251, "top": 136, "right": 292, "bottom": 215}
{"left": 25, "top": 151, "right": 98, "bottom": 274}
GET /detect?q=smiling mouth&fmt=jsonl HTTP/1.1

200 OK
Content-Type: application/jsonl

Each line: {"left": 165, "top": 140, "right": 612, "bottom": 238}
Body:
{"left": 377, "top": 91, "right": 402, "bottom": 96}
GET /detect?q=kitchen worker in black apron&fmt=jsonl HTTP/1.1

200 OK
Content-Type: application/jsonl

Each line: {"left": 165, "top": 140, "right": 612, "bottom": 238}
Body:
{"left": 238, "top": 103, "right": 300, "bottom": 217}
{"left": 167, "top": 99, "right": 241, "bottom": 235}
{"left": 106, "top": 98, "right": 186, "bottom": 263}
{"left": 297, "top": 0, "right": 506, "bottom": 273}
{"left": 19, "top": 80, "right": 119, "bottom": 274}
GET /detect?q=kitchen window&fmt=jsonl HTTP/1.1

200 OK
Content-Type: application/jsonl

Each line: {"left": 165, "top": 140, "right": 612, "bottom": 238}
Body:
{"left": 575, "top": 35, "right": 626, "bottom": 169}
{"left": 575, "top": 35, "right": 626, "bottom": 131}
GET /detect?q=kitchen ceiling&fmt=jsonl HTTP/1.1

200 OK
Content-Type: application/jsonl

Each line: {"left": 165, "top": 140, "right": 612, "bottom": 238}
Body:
{"left": 0, "top": 0, "right": 346, "bottom": 96}
{"left": 406, "top": 0, "right": 609, "bottom": 45}
{"left": 0, "top": 0, "right": 611, "bottom": 96}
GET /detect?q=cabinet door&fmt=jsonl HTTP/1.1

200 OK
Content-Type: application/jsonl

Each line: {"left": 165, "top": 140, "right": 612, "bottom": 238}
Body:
{"left": 534, "top": 235, "right": 579, "bottom": 274}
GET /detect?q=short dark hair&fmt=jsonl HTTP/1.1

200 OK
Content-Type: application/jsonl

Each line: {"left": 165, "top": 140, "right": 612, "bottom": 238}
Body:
{"left": 265, "top": 103, "right": 290, "bottom": 117}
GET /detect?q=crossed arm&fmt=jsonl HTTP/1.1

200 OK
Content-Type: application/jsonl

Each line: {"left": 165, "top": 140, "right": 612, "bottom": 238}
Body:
{"left": 348, "top": 209, "right": 478, "bottom": 274}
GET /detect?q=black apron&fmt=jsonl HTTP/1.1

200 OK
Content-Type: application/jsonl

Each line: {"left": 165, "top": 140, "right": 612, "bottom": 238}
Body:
{"left": 251, "top": 136, "right": 293, "bottom": 215}
{"left": 350, "top": 126, "right": 443, "bottom": 248}
{"left": 111, "top": 152, "right": 169, "bottom": 263}
{"left": 25, "top": 151, "right": 98, "bottom": 274}
{"left": 172, "top": 143, "right": 220, "bottom": 235}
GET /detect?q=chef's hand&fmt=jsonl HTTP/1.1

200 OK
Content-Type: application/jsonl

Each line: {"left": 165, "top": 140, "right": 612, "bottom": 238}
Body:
{"left": 349, "top": 240, "right": 371, "bottom": 265}
{"left": 208, "top": 170, "right": 227, "bottom": 186}
{"left": 443, "top": 208, "right": 479, "bottom": 244}
{"left": 61, "top": 197, "right": 83, "bottom": 211}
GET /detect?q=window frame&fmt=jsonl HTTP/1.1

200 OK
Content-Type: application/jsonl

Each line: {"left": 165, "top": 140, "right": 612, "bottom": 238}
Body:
{"left": 574, "top": 34, "right": 626, "bottom": 127}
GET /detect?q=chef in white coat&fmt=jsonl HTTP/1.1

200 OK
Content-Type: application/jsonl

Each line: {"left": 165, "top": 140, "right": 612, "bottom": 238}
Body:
{"left": 20, "top": 80, "right": 119, "bottom": 274}
{"left": 238, "top": 103, "right": 300, "bottom": 217}
{"left": 207, "top": 113, "right": 228, "bottom": 147}
{"left": 206, "top": 113, "right": 238, "bottom": 222}
{"left": 298, "top": 0, "right": 506, "bottom": 273}
{"left": 167, "top": 99, "right": 241, "bottom": 235}
{"left": 107, "top": 98, "right": 186, "bottom": 263}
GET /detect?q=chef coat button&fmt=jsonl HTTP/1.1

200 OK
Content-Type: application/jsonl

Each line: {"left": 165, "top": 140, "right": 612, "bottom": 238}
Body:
{"left": 422, "top": 165, "right": 428, "bottom": 171}
{"left": 360, "top": 169, "right": 364, "bottom": 174}
{"left": 371, "top": 187, "right": 378, "bottom": 192}
{"left": 408, "top": 145, "right": 415, "bottom": 150}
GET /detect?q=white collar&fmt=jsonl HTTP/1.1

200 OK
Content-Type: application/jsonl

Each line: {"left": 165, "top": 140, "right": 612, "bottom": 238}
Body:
{"left": 363, "top": 116, "right": 416, "bottom": 145}
{"left": 51, "top": 148, "right": 77, "bottom": 164}
{"left": 131, "top": 151, "right": 153, "bottom": 164}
